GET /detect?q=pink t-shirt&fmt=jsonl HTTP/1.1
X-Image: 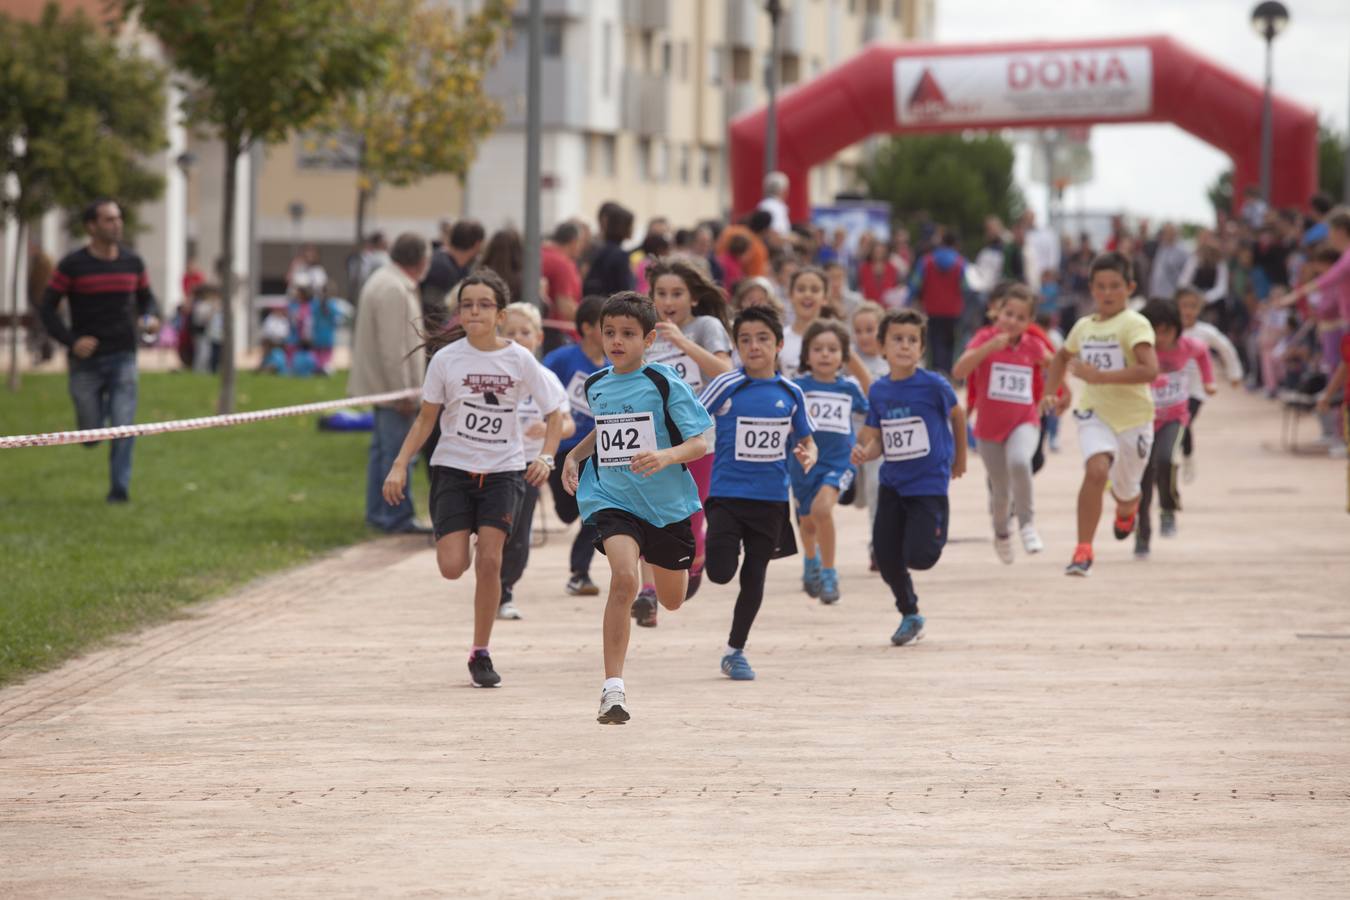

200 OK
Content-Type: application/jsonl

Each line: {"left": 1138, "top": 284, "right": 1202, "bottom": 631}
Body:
{"left": 1314, "top": 247, "right": 1350, "bottom": 323}
{"left": 969, "top": 329, "right": 1052, "bottom": 442}
{"left": 1151, "top": 336, "right": 1213, "bottom": 429}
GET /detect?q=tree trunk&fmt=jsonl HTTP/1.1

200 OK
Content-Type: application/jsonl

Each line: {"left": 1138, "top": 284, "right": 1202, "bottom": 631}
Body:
{"left": 217, "top": 136, "right": 240, "bottom": 414}
{"left": 7, "top": 218, "right": 27, "bottom": 393}
{"left": 355, "top": 183, "right": 369, "bottom": 251}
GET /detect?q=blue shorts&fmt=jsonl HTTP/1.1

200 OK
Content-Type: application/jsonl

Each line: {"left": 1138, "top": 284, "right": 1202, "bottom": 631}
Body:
{"left": 790, "top": 463, "right": 855, "bottom": 517}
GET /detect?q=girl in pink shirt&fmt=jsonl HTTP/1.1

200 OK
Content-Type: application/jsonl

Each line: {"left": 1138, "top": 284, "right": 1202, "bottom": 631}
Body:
{"left": 1135, "top": 299, "right": 1215, "bottom": 557}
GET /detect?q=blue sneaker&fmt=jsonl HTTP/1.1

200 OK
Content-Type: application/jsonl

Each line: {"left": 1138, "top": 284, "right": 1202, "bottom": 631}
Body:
{"left": 891, "top": 614, "right": 925, "bottom": 647}
{"left": 720, "top": 649, "right": 756, "bottom": 681}
{"left": 819, "top": 567, "right": 840, "bottom": 605}
{"left": 802, "top": 556, "right": 822, "bottom": 598}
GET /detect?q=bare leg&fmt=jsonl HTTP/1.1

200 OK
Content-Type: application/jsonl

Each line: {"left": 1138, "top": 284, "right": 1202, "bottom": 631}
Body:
{"left": 602, "top": 535, "right": 642, "bottom": 678}
{"left": 1077, "top": 454, "right": 1112, "bottom": 545}
{"left": 809, "top": 487, "right": 839, "bottom": 568}
{"left": 650, "top": 565, "right": 688, "bottom": 611}
{"left": 471, "top": 527, "right": 507, "bottom": 647}
{"left": 799, "top": 513, "right": 818, "bottom": 559}
{"left": 435, "top": 531, "right": 472, "bottom": 580}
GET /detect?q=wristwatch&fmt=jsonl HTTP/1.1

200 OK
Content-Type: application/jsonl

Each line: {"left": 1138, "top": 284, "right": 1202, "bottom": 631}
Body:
{"left": 536, "top": 454, "right": 556, "bottom": 470}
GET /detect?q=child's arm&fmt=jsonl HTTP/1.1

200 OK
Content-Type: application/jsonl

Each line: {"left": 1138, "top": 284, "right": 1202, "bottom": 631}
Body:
{"left": 1316, "top": 361, "right": 1347, "bottom": 414}
{"left": 949, "top": 405, "right": 967, "bottom": 479}
{"left": 793, "top": 434, "right": 818, "bottom": 473}
{"left": 1195, "top": 343, "right": 1217, "bottom": 395}
{"left": 845, "top": 354, "right": 872, "bottom": 394}
{"left": 631, "top": 434, "right": 708, "bottom": 477}
{"left": 383, "top": 401, "right": 442, "bottom": 505}
{"left": 850, "top": 425, "right": 881, "bottom": 466}
{"left": 561, "top": 429, "right": 598, "bottom": 495}
{"left": 655, "top": 322, "right": 732, "bottom": 379}
{"left": 1069, "top": 343, "right": 1159, "bottom": 386}
{"left": 952, "top": 332, "right": 1009, "bottom": 381}
{"left": 1041, "top": 346, "right": 1073, "bottom": 414}
{"left": 525, "top": 409, "right": 567, "bottom": 487}
{"left": 1198, "top": 322, "right": 1244, "bottom": 386}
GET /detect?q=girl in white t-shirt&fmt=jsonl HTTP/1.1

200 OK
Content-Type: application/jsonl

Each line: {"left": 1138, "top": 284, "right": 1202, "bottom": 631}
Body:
{"left": 382, "top": 271, "right": 567, "bottom": 688}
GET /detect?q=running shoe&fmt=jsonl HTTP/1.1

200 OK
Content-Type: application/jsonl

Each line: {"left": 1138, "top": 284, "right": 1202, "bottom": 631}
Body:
{"left": 802, "top": 557, "right": 823, "bottom": 598}
{"left": 596, "top": 687, "right": 630, "bottom": 724}
{"left": 1159, "top": 511, "right": 1177, "bottom": 538}
{"left": 1065, "top": 546, "right": 1093, "bottom": 577}
{"left": 632, "top": 588, "right": 659, "bottom": 628}
{"left": 685, "top": 568, "right": 703, "bottom": 600}
{"left": 993, "top": 533, "right": 1015, "bottom": 564}
{"left": 1134, "top": 536, "right": 1150, "bottom": 559}
{"left": 891, "top": 613, "right": 925, "bottom": 647}
{"left": 1019, "top": 524, "right": 1044, "bottom": 554}
{"left": 1182, "top": 454, "right": 1196, "bottom": 484}
{"left": 720, "top": 649, "right": 756, "bottom": 680}
{"left": 1112, "top": 510, "right": 1137, "bottom": 540}
{"left": 565, "top": 573, "right": 600, "bottom": 596}
{"left": 467, "top": 650, "right": 501, "bottom": 688}
{"left": 497, "top": 600, "right": 523, "bottom": 620}
{"left": 819, "top": 568, "right": 840, "bottom": 605}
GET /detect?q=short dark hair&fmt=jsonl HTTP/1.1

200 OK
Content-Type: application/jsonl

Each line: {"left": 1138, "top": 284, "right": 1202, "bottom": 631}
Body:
{"left": 941, "top": 230, "right": 959, "bottom": 247}
{"left": 799, "top": 319, "right": 851, "bottom": 372}
{"left": 449, "top": 220, "right": 486, "bottom": 251}
{"left": 1141, "top": 298, "right": 1182, "bottom": 335}
{"left": 747, "top": 209, "right": 773, "bottom": 233}
{"left": 552, "top": 221, "right": 580, "bottom": 245}
{"left": 602, "top": 204, "right": 635, "bottom": 243}
{"left": 732, "top": 305, "right": 784, "bottom": 344}
{"left": 879, "top": 308, "right": 927, "bottom": 347}
{"left": 576, "top": 294, "right": 606, "bottom": 331}
{"left": 1327, "top": 206, "right": 1350, "bottom": 236}
{"left": 1089, "top": 250, "right": 1134, "bottom": 284}
{"left": 458, "top": 268, "right": 511, "bottom": 309}
{"left": 989, "top": 279, "right": 1033, "bottom": 306}
{"left": 82, "top": 197, "right": 118, "bottom": 224}
{"left": 1311, "top": 192, "right": 1334, "bottom": 215}
{"left": 389, "top": 232, "right": 427, "bottom": 268}
{"left": 1312, "top": 243, "right": 1343, "bottom": 265}
{"left": 600, "top": 291, "right": 656, "bottom": 334}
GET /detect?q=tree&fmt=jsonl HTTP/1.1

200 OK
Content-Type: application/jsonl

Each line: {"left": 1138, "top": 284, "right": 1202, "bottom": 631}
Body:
{"left": 314, "top": 0, "right": 512, "bottom": 249}
{"left": 0, "top": 3, "right": 165, "bottom": 391}
{"left": 1317, "top": 124, "right": 1346, "bottom": 205}
{"left": 858, "top": 133, "right": 1024, "bottom": 253}
{"left": 121, "top": 0, "right": 395, "bottom": 413}
{"left": 1206, "top": 169, "right": 1234, "bottom": 220}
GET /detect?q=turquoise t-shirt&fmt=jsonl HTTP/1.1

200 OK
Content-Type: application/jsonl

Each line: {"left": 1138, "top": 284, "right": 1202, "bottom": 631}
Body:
{"left": 577, "top": 362, "right": 714, "bottom": 527}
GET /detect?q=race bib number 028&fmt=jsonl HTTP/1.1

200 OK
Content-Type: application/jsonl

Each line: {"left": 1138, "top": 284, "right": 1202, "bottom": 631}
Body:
{"left": 455, "top": 398, "right": 517, "bottom": 447}
{"left": 880, "top": 416, "right": 931, "bottom": 462}
{"left": 595, "top": 412, "right": 657, "bottom": 467}
{"left": 735, "top": 416, "right": 790, "bottom": 462}
{"left": 987, "top": 362, "right": 1033, "bottom": 405}
{"left": 1079, "top": 339, "right": 1126, "bottom": 372}
{"left": 805, "top": 392, "right": 851, "bottom": 435}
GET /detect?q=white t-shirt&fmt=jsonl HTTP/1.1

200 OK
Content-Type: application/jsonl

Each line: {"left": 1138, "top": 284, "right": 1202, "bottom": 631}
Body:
{"left": 518, "top": 366, "right": 570, "bottom": 460}
{"left": 757, "top": 196, "right": 791, "bottom": 236}
{"left": 422, "top": 339, "right": 566, "bottom": 473}
{"left": 780, "top": 326, "right": 805, "bottom": 380}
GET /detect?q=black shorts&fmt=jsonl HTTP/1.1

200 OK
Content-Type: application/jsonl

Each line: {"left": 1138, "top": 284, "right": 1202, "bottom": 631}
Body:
{"left": 705, "top": 497, "right": 798, "bottom": 560}
{"left": 589, "top": 508, "right": 696, "bottom": 571}
{"left": 430, "top": 466, "right": 526, "bottom": 538}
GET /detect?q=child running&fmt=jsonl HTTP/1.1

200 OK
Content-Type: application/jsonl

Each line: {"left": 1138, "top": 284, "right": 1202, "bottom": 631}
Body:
{"left": 1043, "top": 252, "right": 1159, "bottom": 576}
{"left": 499, "top": 302, "right": 575, "bottom": 619}
{"left": 383, "top": 271, "right": 567, "bottom": 687}
{"left": 642, "top": 258, "right": 733, "bottom": 611}
{"left": 850, "top": 309, "right": 967, "bottom": 646}
{"left": 543, "top": 295, "right": 608, "bottom": 598}
{"left": 1175, "top": 287, "right": 1244, "bottom": 483}
{"left": 561, "top": 292, "right": 713, "bottom": 724}
{"left": 1134, "top": 299, "right": 1215, "bottom": 557}
{"left": 953, "top": 283, "right": 1054, "bottom": 562}
{"left": 699, "top": 306, "right": 817, "bottom": 680}
{"left": 790, "top": 320, "right": 868, "bottom": 603}
{"left": 848, "top": 301, "right": 890, "bottom": 568}
{"left": 781, "top": 267, "right": 829, "bottom": 379}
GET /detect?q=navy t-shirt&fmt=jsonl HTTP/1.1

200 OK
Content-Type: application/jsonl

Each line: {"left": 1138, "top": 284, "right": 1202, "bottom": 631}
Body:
{"left": 543, "top": 343, "right": 605, "bottom": 452}
{"left": 699, "top": 369, "right": 814, "bottom": 503}
{"left": 865, "top": 369, "right": 958, "bottom": 497}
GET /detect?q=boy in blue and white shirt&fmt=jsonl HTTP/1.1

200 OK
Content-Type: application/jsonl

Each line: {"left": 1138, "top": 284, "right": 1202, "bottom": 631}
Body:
{"left": 699, "top": 307, "right": 817, "bottom": 681}
{"left": 562, "top": 293, "right": 713, "bottom": 725}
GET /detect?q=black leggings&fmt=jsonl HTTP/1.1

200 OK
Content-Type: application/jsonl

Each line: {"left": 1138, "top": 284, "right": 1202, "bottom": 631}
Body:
{"left": 705, "top": 505, "right": 777, "bottom": 651}
{"left": 1181, "top": 398, "right": 1202, "bottom": 457}
{"left": 927, "top": 315, "right": 959, "bottom": 375}
{"left": 873, "top": 489, "right": 949, "bottom": 616}
{"left": 546, "top": 444, "right": 599, "bottom": 576}
{"left": 499, "top": 483, "right": 539, "bottom": 595}
{"left": 1138, "top": 420, "right": 1184, "bottom": 542}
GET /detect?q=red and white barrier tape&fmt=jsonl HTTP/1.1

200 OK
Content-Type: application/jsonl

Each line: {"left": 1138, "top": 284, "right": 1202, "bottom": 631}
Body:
{"left": 0, "top": 388, "right": 421, "bottom": 450}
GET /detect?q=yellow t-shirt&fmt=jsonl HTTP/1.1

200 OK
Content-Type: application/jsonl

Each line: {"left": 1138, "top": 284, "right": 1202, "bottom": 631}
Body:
{"left": 1064, "top": 309, "right": 1156, "bottom": 431}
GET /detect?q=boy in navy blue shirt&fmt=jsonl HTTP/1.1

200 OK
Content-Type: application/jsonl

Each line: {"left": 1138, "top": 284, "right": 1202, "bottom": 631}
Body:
{"left": 563, "top": 292, "right": 713, "bottom": 724}
{"left": 699, "top": 307, "right": 817, "bottom": 681}
{"left": 544, "top": 295, "right": 608, "bottom": 597}
{"left": 851, "top": 309, "right": 967, "bottom": 647}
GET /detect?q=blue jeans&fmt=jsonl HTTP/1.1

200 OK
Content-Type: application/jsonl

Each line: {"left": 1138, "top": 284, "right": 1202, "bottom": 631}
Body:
{"left": 366, "top": 406, "right": 416, "bottom": 531}
{"left": 69, "top": 351, "right": 138, "bottom": 496}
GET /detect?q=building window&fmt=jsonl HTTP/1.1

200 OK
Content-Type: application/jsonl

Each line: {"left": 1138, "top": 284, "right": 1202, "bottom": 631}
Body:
{"left": 893, "top": 0, "right": 903, "bottom": 17}
{"left": 680, "top": 41, "right": 689, "bottom": 82}
{"left": 637, "top": 137, "right": 652, "bottom": 181}
{"left": 701, "top": 147, "right": 715, "bottom": 187}
{"left": 708, "top": 45, "right": 722, "bottom": 86}
{"left": 732, "top": 47, "right": 752, "bottom": 82}
{"left": 848, "top": 0, "right": 858, "bottom": 13}
{"left": 542, "top": 19, "right": 564, "bottom": 57}
{"left": 602, "top": 23, "right": 612, "bottom": 98}
{"left": 584, "top": 134, "right": 595, "bottom": 176}
{"left": 600, "top": 134, "right": 616, "bottom": 177}
{"left": 679, "top": 145, "right": 690, "bottom": 184}
{"left": 781, "top": 54, "right": 801, "bottom": 85}
{"left": 662, "top": 39, "right": 672, "bottom": 75}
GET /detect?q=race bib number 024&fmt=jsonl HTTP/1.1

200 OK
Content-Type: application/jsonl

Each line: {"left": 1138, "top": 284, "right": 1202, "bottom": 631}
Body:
{"left": 1079, "top": 339, "right": 1126, "bottom": 372}
{"left": 805, "top": 392, "right": 851, "bottom": 435}
{"left": 880, "top": 416, "right": 931, "bottom": 462}
{"left": 735, "top": 416, "right": 790, "bottom": 462}
{"left": 595, "top": 412, "right": 657, "bottom": 467}
{"left": 987, "top": 362, "right": 1033, "bottom": 404}
{"left": 455, "top": 398, "right": 517, "bottom": 447}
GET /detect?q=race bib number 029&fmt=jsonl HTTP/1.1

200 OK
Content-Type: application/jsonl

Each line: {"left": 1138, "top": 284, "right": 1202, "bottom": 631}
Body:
{"left": 1152, "top": 371, "right": 1188, "bottom": 409}
{"left": 880, "top": 416, "right": 931, "bottom": 462}
{"left": 455, "top": 398, "right": 517, "bottom": 447}
{"left": 1079, "top": 339, "right": 1126, "bottom": 372}
{"left": 806, "top": 392, "right": 851, "bottom": 435}
{"left": 595, "top": 412, "right": 657, "bottom": 467}
{"left": 566, "top": 371, "right": 591, "bottom": 416}
{"left": 735, "top": 416, "right": 790, "bottom": 462}
{"left": 987, "top": 362, "right": 1033, "bottom": 404}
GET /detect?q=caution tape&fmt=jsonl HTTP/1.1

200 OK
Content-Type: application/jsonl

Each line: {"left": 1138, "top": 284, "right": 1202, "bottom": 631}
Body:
{"left": 0, "top": 388, "right": 421, "bottom": 450}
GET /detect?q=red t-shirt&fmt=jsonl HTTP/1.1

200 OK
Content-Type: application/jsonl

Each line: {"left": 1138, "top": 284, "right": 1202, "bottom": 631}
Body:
{"left": 966, "top": 323, "right": 1054, "bottom": 413}
{"left": 968, "top": 327, "right": 1053, "bottom": 442}
{"left": 540, "top": 243, "right": 581, "bottom": 323}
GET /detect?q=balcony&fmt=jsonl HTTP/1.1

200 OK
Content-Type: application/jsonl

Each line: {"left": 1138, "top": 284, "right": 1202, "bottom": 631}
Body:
{"left": 726, "top": 0, "right": 758, "bottom": 49}
{"left": 484, "top": 54, "right": 590, "bottom": 131}
{"left": 621, "top": 71, "right": 669, "bottom": 137}
{"left": 622, "top": 0, "right": 669, "bottom": 31}
{"left": 780, "top": 2, "right": 805, "bottom": 55}
{"left": 727, "top": 81, "right": 759, "bottom": 118}
{"left": 539, "top": 0, "right": 587, "bottom": 16}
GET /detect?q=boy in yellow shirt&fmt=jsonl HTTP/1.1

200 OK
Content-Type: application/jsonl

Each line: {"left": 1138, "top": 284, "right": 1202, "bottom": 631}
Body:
{"left": 1043, "top": 252, "right": 1159, "bottom": 576}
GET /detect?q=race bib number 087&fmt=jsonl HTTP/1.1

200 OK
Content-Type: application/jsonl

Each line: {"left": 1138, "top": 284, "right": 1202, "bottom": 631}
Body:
{"left": 595, "top": 412, "right": 657, "bottom": 467}
{"left": 735, "top": 416, "right": 790, "bottom": 462}
{"left": 880, "top": 416, "right": 930, "bottom": 462}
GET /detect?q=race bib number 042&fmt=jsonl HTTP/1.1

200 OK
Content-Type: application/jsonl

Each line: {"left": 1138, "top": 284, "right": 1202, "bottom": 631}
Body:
{"left": 1079, "top": 339, "right": 1126, "bottom": 372}
{"left": 595, "top": 412, "right": 657, "bottom": 467}
{"left": 735, "top": 416, "right": 790, "bottom": 462}
{"left": 880, "top": 416, "right": 931, "bottom": 462}
{"left": 806, "top": 392, "right": 851, "bottom": 435}
{"left": 987, "top": 362, "right": 1033, "bottom": 405}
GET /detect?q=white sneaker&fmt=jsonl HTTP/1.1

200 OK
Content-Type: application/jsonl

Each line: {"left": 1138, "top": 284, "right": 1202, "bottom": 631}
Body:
{"left": 597, "top": 687, "right": 630, "bottom": 724}
{"left": 497, "top": 600, "right": 523, "bottom": 620}
{"left": 1181, "top": 455, "right": 1196, "bottom": 484}
{"left": 993, "top": 534, "right": 1015, "bottom": 564}
{"left": 1020, "top": 524, "right": 1044, "bottom": 554}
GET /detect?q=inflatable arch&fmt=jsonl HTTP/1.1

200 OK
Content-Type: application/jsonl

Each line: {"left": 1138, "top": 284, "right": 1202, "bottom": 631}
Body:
{"left": 729, "top": 36, "right": 1319, "bottom": 222}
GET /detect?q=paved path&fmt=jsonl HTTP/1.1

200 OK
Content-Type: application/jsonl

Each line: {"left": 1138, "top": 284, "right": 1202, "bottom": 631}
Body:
{"left": 2, "top": 389, "right": 1348, "bottom": 898}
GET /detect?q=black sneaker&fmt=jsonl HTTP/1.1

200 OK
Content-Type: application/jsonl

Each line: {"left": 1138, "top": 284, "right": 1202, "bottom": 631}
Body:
{"left": 565, "top": 573, "right": 600, "bottom": 596}
{"left": 106, "top": 488, "right": 129, "bottom": 504}
{"left": 684, "top": 569, "right": 703, "bottom": 600}
{"left": 467, "top": 650, "right": 501, "bottom": 688}
{"left": 631, "top": 589, "right": 658, "bottom": 628}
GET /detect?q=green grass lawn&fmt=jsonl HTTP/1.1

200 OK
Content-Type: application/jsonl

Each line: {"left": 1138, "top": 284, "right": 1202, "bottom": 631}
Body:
{"left": 0, "top": 371, "right": 382, "bottom": 686}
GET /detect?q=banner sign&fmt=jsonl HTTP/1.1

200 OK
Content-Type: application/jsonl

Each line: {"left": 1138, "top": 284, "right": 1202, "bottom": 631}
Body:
{"left": 895, "top": 47, "right": 1152, "bottom": 126}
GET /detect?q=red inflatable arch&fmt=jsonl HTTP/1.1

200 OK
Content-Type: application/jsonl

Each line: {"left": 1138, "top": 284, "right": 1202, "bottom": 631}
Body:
{"left": 729, "top": 36, "right": 1319, "bottom": 222}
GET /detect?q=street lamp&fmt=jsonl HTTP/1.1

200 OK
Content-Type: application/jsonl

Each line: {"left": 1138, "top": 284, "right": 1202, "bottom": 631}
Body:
{"left": 763, "top": 0, "right": 783, "bottom": 177}
{"left": 1250, "top": 1, "right": 1290, "bottom": 203}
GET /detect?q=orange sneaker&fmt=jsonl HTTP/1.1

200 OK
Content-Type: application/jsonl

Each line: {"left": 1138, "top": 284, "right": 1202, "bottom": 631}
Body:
{"left": 1065, "top": 543, "right": 1093, "bottom": 577}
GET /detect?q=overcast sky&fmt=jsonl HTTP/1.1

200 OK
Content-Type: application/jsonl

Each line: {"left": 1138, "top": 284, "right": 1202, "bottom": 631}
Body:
{"left": 936, "top": 0, "right": 1350, "bottom": 224}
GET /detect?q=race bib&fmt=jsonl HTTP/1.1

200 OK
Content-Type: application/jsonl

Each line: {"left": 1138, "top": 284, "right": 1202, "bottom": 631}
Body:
{"left": 664, "top": 354, "right": 702, "bottom": 391}
{"left": 1079, "top": 339, "right": 1126, "bottom": 372}
{"left": 987, "top": 362, "right": 1034, "bottom": 405}
{"left": 1152, "top": 371, "right": 1189, "bottom": 409}
{"left": 806, "top": 392, "right": 851, "bottom": 435}
{"left": 735, "top": 416, "right": 790, "bottom": 462}
{"left": 566, "top": 371, "right": 592, "bottom": 416}
{"left": 455, "top": 397, "right": 518, "bottom": 448}
{"left": 880, "top": 416, "right": 931, "bottom": 462}
{"left": 595, "top": 412, "right": 657, "bottom": 467}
